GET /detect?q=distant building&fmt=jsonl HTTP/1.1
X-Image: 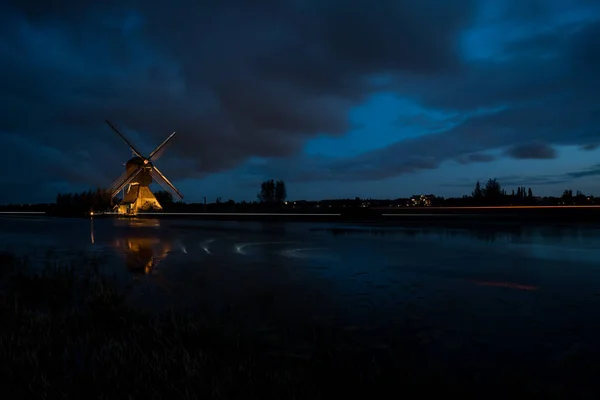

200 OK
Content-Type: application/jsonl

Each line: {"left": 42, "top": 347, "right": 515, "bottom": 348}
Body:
{"left": 410, "top": 194, "right": 435, "bottom": 206}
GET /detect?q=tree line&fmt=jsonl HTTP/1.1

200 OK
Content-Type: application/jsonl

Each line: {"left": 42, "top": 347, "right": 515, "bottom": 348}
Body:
{"left": 48, "top": 188, "right": 176, "bottom": 216}
{"left": 257, "top": 179, "right": 287, "bottom": 204}
{"left": 44, "top": 179, "right": 288, "bottom": 215}
{"left": 469, "top": 178, "right": 536, "bottom": 205}
{"left": 55, "top": 189, "right": 112, "bottom": 210}
{"left": 464, "top": 178, "right": 593, "bottom": 206}
{"left": 3, "top": 176, "right": 597, "bottom": 215}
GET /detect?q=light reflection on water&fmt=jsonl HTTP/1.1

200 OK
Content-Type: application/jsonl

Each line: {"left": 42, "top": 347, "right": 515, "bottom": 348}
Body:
{"left": 3, "top": 216, "right": 600, "bottom": 330}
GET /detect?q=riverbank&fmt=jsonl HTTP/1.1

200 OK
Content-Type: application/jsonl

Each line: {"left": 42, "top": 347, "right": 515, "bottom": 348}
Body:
{"left": 86, "top": 205, "right": 600, "bottom": 225}
{"left": 8, "top": 205, "right": 600, "bottom": 224}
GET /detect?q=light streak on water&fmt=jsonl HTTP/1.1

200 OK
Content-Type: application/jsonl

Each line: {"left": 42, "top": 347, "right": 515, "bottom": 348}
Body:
{"left": 200, "top": 239, "right": 215, "bottom": 254}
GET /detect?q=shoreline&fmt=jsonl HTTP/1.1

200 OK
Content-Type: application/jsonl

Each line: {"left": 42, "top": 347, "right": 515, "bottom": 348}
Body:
{"left": 5, "top": 206, "right": 600, "bottom": 224}
{"left": 85, "top": 206, "right": 600, "bottom": 224}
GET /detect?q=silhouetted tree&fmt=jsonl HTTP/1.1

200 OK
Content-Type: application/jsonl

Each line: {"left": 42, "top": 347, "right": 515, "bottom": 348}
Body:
{"left": 258, "top": 179, "right": 276, "bottom": 203}
{"left": 154, "top": 190, "right": 174, "bottom": 207}
{"left": 54, "top": 188, "right": 112, "bottom": 215}
{"left": 275, "top": 180, "right": 287, "bottom": 203}
{"left": 483, "top": 178, "right": 502, "bottom": 199}
{"left": 472, "top": 181, "right": 483, "bottom": 199}
{"left": 575, "top": 190, "right": 588, "bottom": 204}
{"left": 561, "top": 189, "right": 573, "bottom": 204}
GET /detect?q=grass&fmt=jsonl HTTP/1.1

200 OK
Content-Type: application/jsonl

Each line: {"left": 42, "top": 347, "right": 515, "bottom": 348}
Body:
{"left": 0, "top": 251, "right": 424, "bottom": 399}
{"left": 0, "top": 250, "right": 597, "bottom": 399}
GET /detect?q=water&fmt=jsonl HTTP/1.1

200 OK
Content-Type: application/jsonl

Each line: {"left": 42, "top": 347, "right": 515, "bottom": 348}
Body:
{"left": 3, "top": 215, "right": 600, "bottom": 380}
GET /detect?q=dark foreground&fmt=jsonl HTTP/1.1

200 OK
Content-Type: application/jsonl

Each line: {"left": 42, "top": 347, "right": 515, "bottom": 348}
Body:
{"left": 2, "top": 252, "right": 600, "bottom": 398}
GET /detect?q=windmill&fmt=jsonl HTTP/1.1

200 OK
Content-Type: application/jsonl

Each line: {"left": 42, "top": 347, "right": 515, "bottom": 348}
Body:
{"left": 105, "top": 120, "right": 183, "bottom": 215}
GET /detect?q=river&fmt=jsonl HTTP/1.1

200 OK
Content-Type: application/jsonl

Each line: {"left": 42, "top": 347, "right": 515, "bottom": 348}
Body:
{"left": 2, "top": 215, "right": 600, "bottom": 383}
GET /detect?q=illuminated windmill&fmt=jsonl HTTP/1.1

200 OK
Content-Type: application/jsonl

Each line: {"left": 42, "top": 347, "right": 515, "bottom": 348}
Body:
{"left": 105, "top": 120, "right": 183, "bottom": 214}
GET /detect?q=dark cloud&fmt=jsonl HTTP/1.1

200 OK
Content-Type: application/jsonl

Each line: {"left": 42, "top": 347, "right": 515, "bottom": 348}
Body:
{"left": 505, "top": 141, "right": 557, "bottom": 159}
{"left": 248, "top": 6, "right": 600, "bottom": 184}
{"left": 456, "top": 152, "right": 496, "bottom": 164}
{"left": 443, "top": 174, "right": 569, "bottom": 188}
{"left": 493, "top": 175, "right": 570, "bottom": 187}
{"left": 567, "top": 164, "right": 600, "bottom": 178}
{"left": 1, "top": 0, "right": 599, "bottom": 202}
{"left": 327, "top": 15, "right": 599, "bottom": 181}
{"left": 0, "top": 0, "right": 477, "bottom": 202}
{"left": 442, "top": 159, "right": 600, "bottom": 193}
{"left": 581, "top": 144, "right": 599, "bottom": 151}
{"left": 493, "top": 162, "right": 600, "bottom": 187}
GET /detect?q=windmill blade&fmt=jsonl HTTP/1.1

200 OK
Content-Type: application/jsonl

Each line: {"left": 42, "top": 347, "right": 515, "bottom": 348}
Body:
{"left": 148, "top": 131, "right": 176, "bottom": 161}
{"left": 151, "top": 167, "right": 183, "bottom": 200}
{"left": 111, "top": 167, "right": 142, "bottom": 198}
{"left": 152, "top": 175, "right": 183, "bottom": 201}
{"left": 111, "top": 167, "right": 143, "bottom": 198}
{"left": 150, "top": 167, "right": 183, "bottom": 200}
{"left": 105, "top": 120, "right": 144, "bottom": 158}
{"left": 108, "top": 168, "right": 135, "bottom": 193}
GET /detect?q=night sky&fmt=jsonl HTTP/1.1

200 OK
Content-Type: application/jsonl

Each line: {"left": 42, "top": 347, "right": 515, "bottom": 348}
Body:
{"left": 1, "top": 0, "right": 599, "bottom": 203}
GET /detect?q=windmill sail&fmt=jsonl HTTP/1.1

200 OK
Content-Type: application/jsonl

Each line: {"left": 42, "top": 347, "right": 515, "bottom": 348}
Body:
{"left": 105, "top": 120, "right": 144, "bottom": 158}
{"left": 109, "top": 168, "right": 136, "bottom": 193}
{"left": 149, "top": 131, "right": 176, "bottom": 161}
{"left": 105, "top": 120, "right": 184, "bottom": 214}
{"left": 111, "top": 167, "right": 143, "bottom": 198}
{"left": 151, "top": 167, "right": 183, "bottom": 200}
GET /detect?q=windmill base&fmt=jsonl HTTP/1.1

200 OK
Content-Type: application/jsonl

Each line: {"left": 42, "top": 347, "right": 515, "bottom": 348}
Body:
{"left": 114, "top": 184, "right": 163, "bottom": 215}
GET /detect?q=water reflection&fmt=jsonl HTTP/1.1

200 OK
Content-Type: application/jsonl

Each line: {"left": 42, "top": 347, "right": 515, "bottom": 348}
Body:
{"left": 90, "top": 217, "right": 95, "bottom": 244}
{"left": 89, "top": 217, "right": 175, "bottom": 275}
{"left": 312, "top": 225, "right": 578, "bottom": 243}
{"left": 114, "top": 219, "right": 173, "bottom": 275}
{"left": 10, "top": 216, "right": 600, "bottom": 342}
{"left": 114, "top": 236, "right": 173, "bottom": 275}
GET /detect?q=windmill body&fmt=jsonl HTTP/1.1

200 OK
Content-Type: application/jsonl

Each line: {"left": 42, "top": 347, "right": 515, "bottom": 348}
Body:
{"left": 105, "top": 120, "right": 183, "bottom": 215}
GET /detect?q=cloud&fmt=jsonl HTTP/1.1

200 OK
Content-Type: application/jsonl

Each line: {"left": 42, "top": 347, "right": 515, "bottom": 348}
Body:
{"left": 494, "top": 174, "right": 569, "bottom": 187}
{"left": 268, "top": 8, "right": 600, "bottom": 183}
{"left": 0, "top": 0, "right": 477, "bottom": 202}
{"left": 567, "top": 164, "right": 600, "bottom": 178}
{"left": 443, "top": 174, "right": 569, "bottom": 189}
{"left": 456, "top": 152, "right": 496, "bottom": 164}
{"left": 1, "top": 0, "right": 599, "bottom": 202}
{"left": 504, "top": 141, "right": 557, "bottom": 159}
{"left": 444, "top": 161, "right": 600, "bottom": 191}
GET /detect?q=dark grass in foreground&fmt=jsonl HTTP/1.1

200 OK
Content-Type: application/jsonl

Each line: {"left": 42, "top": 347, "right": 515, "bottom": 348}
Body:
{"left": 0, "top": 252, "right": 417, "bottom": 399}
{"left": 0, "top": 252, "right": 595, "bottom": 399}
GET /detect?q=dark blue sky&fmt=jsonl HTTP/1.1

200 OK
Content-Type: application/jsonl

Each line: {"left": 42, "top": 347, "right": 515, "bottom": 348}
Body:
{"left": 1, "top": 0, "right": 599, "bottom": 203}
